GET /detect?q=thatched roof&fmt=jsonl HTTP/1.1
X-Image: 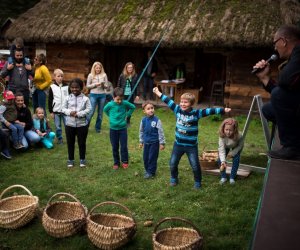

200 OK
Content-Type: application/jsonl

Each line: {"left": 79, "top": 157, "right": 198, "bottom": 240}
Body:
{"left": 4, "top": 0, "right": 300, "bottom": 48}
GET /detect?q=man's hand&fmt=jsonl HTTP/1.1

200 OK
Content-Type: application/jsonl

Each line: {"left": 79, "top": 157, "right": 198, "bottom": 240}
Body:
{"left": 7, "top": 63, "right": 14, "bottom": 70}
{"left": 160, "top": 144, "right": 165, "bottom": 150}
{"left": 224, "top": 108, "right": 231, "bottom": 113}
{"left": 139, "top": 143, "right": 143, "bottom": 149}
{"left": 70, "top": 111, "right": 77, "bottom": 117}
{"left": 50, "top": 113, "right": 55, "bottom": 119}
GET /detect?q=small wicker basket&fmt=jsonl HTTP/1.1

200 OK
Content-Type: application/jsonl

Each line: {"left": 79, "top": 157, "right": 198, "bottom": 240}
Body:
{"left": 42, "top": 192, "right": 87, "bottom": 238}
{"left": 153, "top": 217, "right": 203, "bottom": 250}
{"left": 199, "top": 145, "right": 219, "bottom": 170}
{"left": 87, "top": 201, "right": 137, "bottom": 249}
{"left": 0, "top": 185, "right": 39, "bottom": 229}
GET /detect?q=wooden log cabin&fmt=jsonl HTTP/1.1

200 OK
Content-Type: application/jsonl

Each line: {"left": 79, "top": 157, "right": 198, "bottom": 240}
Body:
{"left": 3, "top": 0, "right": 300, "bottom": 111}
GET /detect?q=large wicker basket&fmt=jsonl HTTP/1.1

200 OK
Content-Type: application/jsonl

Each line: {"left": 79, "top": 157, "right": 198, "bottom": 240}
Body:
{"left": 153, "top": 217, "right": 203, "bottom": 250}
{"left": 199, "top": 146, "right": 219, "bottom": 170}
{"left": 0, "top": 185, "right": 39, "bottom": 229}
{"left": 87, "top": 201, "right": 137, "bottom": 249}
{"left": 42, "top": 192, "right": 87, "bottom": 238}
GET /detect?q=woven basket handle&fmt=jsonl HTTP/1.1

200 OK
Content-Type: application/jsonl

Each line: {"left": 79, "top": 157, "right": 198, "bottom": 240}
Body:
{"left": 88, "top": 201, "right": 136, "bottom": 224}
{"left": 0, "top": 184, "right": 33, "bottom": 200}
{"left": 47, "top": 192, "right": 87, "bottom": 217}
{"left": 153, "top": 217, "right": 202, "bottom": 237}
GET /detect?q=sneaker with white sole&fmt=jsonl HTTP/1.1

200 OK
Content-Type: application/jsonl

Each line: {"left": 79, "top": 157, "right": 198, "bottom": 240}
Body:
{"left": 1, "top": 149, "right": 12, "bottom": 159}
{"left": 220, "top": 178, "right": 227, "bottom": 184}
{"left": 67, "top": 160, "right": 74, "bottom": 168}
{"left": 230, "top": 178, "right": 235, "bottom": 184}
{"left": 80, "top": 159, "right": 86, "bottom": 168}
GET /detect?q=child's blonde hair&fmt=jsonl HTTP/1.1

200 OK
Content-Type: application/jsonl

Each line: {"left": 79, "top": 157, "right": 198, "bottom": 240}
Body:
{"left": 35, "top": 107, "right": 44, "bottom": 115}
{"left": 53, "top": 68, "right": 64, "bottom": 76}
{"left": 181, "top": 93, "right": 195, "bottom": 106}
{"left": 219, "top": 118, "right": 239, "bottom": 140}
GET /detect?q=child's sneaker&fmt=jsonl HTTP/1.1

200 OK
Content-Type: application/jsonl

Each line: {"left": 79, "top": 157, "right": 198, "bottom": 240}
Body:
{"left": 1, "top": 149, "right": 12, "bottom": 159}
{"left": 80, "top": 159, "right": 86, "bottom": 168}
{"left": 194, "top": 181, "right": 201, "bottom": 189}
{"left": 144, "top": 173, "right": 154, "bottom": 179}
{"left": 220, "top": 178, "right": 227, "bottom": 184}
{"left": 122, "top": 163, "right": 129, "bottom": 169}
{"left": 13, "top": 143, "right": 20, "bottom": 150}
{"left": 230, "top": 178, "right": 235, "bottom": 185}
{"left": 18, "top": 142, "right": 25, "bottom": 149}
{"left": 113, "top": 165, "right": 119, "bottom": 170}
{"left": 170, "top": 178, "right": 178, "bottom": 186}
{"left": 67, "top": 160, "right": 74, "bottom": 168}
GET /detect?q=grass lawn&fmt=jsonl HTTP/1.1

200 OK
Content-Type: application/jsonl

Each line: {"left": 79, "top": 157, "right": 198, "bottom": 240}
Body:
{"left": 0, "top": 106, "right": 267, "bottom": 249}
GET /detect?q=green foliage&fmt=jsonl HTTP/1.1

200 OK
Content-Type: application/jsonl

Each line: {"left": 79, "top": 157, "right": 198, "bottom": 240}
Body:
{"left": 0, "top": 107, "right": 266, "bottom": 249}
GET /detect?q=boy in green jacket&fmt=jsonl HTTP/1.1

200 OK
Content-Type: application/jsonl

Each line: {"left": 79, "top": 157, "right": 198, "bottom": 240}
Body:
{"left": 104, "top": 87, "right": 136, "bottom": 170}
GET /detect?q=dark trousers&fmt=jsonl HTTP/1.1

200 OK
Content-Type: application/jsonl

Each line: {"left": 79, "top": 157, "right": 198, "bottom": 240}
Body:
{"left": 143, "top": 141, "right": 159, "bottom": 175}
{"left": 143, "top": 76, "right": 154, "bottom": 100}
{"left": 262, "top": 87, "right": 300, "bottom": 148}
{"left": 109, "top": 128, "right": 128, "bottom": 165}
{"left": 65, "top": 125, "right": 88, "bottom": 160}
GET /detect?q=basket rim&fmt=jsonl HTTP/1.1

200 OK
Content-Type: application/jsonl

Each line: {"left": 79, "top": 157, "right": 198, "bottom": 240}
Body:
{"left": 0, "top": 195, "right": 39, "bottom": 213}
{"left": 0, "top": 185, "right": 34, "bottom": 200}
{"left": 88, "top": 201, "right": 136, "bottom": 224}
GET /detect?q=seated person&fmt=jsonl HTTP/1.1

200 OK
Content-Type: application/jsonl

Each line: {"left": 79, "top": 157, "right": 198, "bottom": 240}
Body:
{"left": 15, "top": 92, "right": 40, "bottom": 148}
{"left": 0, "top": 91, "right": 24, "bottom": 149}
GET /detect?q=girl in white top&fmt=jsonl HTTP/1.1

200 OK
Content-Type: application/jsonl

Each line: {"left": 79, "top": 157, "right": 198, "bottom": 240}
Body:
{"left": 86, "top": 61, "right": 108, "bottom": 133}
{"left": 218, "top": 118, "right": 244, "bottom": 185}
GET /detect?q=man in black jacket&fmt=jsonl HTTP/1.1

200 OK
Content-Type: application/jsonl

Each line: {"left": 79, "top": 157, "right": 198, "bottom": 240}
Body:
{"left": 253, "top": 25, "right": 300, "bottom": 160}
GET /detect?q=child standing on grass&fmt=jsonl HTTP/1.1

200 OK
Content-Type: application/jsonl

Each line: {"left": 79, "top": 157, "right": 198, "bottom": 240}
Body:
{"left": 153, "top": 87, "right": 231, "bottom": 189}
{"left": 218, "top": 118, "right": 244, "bottom": 185}
{"left": 139, "top": 101, "right": 165, "bottom": 179}
{"left": 104, "top": 87, "right": 136, "bottom": 170}
{"left": 33, "top": 107, "right": 55, "bottom": 149}
{"left": 48, "top": 69, "right": 69, "bottom": 144}
{"left": 0, "top": 91, "right": 24, "bottom": 149}
{"left": 62, "top": 78, "right": 91, "bottom": 168}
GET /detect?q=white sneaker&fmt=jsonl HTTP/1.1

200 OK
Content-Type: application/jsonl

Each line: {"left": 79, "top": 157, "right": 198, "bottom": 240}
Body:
{"left": 230, "top": 178, "right": 235, "bottom": 184}
{"left": 220, "top": 178, "right": 227, "bottom": 184}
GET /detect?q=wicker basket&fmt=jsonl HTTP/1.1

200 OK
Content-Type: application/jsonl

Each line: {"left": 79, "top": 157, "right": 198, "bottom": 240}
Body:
{"left": 42, "top": 192, "right": 87, "bottom": 238}
{"left": 0, "top": 185, "right": 39, "bottom": 229}
{"left": 199, "top": 145, "right": 219, "bottom": 170}
{"left": 153, "top": 217, "right": 203, "bottom": 250}
{"left": 87, "top": 201, "right": 137, "bottom": 249}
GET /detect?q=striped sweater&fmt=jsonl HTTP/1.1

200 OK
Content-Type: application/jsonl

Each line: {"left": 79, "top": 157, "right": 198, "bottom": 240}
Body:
{"left": 161, "top": 94, "right": 224, "bottom": 146}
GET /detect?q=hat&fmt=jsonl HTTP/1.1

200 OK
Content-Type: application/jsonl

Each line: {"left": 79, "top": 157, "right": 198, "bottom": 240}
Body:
{"left": 3, "top": 91, "right": 15, "bottom": 100}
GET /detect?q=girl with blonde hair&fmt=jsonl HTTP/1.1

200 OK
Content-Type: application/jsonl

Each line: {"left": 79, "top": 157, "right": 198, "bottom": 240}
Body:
{"left": 218, "top": 118, "right": 244, "bottom": 185}
{"left": 86, "top": 61, "right": 108, "bottom": 133}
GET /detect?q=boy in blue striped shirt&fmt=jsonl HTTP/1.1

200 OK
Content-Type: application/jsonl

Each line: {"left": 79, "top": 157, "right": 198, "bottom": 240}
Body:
{"left": 153, "top": 87, "right": 231, "bottom": 189}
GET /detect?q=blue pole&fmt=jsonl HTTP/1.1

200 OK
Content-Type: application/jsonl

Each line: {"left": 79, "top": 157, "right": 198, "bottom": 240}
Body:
{"left": 127, "top": 25, "right": 170, "bottom": 101}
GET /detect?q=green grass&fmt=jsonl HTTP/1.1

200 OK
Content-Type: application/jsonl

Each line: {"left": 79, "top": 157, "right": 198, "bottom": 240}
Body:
{"left": 0, "top": 107, "right": 267, "bottom": 249}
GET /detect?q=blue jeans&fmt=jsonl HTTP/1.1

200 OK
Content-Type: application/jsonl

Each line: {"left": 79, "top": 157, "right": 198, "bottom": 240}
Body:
{"left": 88, "top": 93, "right": 106, "bottom": 132}
{"left": 169, "top": 142, "right": 202, "bottom": 183}
{"left": 143, "top": 142, "right": 159, "bottom": 175}
{"left": 22, "top": 130, "right": 40, "bottom": 148}
{"left": 32, "top": 89, "right": 47, "bottom": 116}
{"left": 7, "top": 123, "right": 24, "bottom": 144}
{"left": 219, "top": 149, "right": 241, "bottom": 179}
{"left": 54, "top": 113, "right": 66, "bottom": 139}
{"left": 109, "top": 128, "right": 128, "bottom": 165}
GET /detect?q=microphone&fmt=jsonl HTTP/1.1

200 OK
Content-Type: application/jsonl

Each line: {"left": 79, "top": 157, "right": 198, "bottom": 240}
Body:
{"left": 251, "top": 54, "right": 278, "bottom": 74}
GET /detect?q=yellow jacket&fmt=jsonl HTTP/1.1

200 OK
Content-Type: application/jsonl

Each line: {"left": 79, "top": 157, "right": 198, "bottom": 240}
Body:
{"left": 34, "top": 65, "right": 52, "bottom": 90}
